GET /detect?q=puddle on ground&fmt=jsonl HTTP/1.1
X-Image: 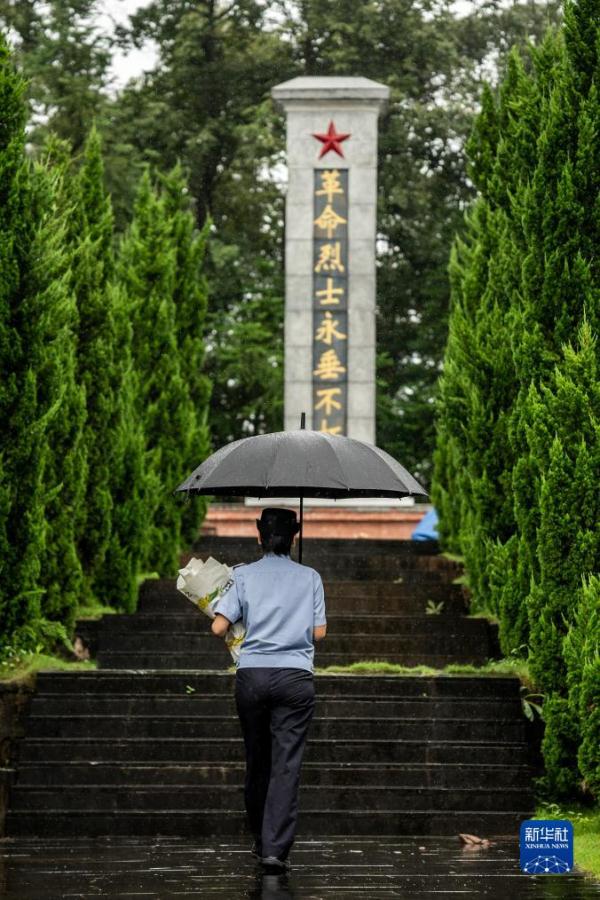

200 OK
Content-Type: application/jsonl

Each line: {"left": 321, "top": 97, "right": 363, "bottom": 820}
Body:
{"left": 0, "top": 836, "right": 598, "bottom": 898}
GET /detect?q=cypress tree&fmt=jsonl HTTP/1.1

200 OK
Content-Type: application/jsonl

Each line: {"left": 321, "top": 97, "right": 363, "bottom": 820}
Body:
{"left": 118, "top": 169, "right": 197, "bottom": 575}
{"left": 95, "top": 276, "right": 153, "bottom": 612}
{"left": 506, "top": 1, "right": 600, "bottom": 640}
{"left": 432, "top": 50, "right": 542, "bottom": 631}
{"left": 159, "top": 164, "right": 211, "bottom": 548}
{"left": 524, "top": 321, "right": 600, "bottom": 796}
{"left": 0, "top": 33, "right": 76, "bottom": 652}
{"left": 502, "top": 2, "right": 600, "bottom": 795}
{"left": 35, "top": 150, "right": 87, "bottom": 632}
{"left": 431, "top": 85, "right": 500, "bottom": 559}
{"left": 434, "top": 2, "right": 600, "bottom": 799}
{"left": 563, "top": 574, "right": 599, "bottom": 798}
{"left": 69, "top": 127, "right": 118, "bottom": 599}
{"left": 66, "top": 126, "right": 153, "bottom": 611}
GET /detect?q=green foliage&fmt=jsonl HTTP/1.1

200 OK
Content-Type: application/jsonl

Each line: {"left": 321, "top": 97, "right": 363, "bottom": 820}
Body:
{"left": 0, "top": 30, "right": 212, "bottom": 657}
{"left": 206, "top": 289, "right": 284, "bottom": 443}
{"left": 0, "top": 0, "right": 111, "bottom": 153}
{"left": 117, "top": 168, "right": 204, "bottom": 575}
{"left": 433, "top": 1, "right": 600, "bottom": 802}
{"left": 525, "top": 323, "right": 600, "bottom": 694}
{"left": 0, "top": 32, "right": 80, "bottom": 653}
{"left": 1, "top": 1, "right": 565, "bottom": 480}
{"left": 65, "top": 128, "right": 156, "bottom": 611}
{"left": 160, "top": 164, "right": 212, "bottom": 544}
{"left": 0, "top": 649, "right": 96, "bottom": 683}
{"left": 95, "top": 295, "right": 155, "bottom": 613}
{"left": 34, "top": 155, "right": 87, "bottom": 635}
{"left": 534, "top": 694, "right": 582, "bottom": 798}
{"left": 67, "top": 128, "right": 116, "bottom": 601}
{"left": 2, "top": 1, "right": 566, "bottom": 479}
{"left": 563, "top": 574, "right": 600, "bottom": 798}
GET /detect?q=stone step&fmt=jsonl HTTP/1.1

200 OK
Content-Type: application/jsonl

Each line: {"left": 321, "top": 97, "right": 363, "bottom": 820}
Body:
{"left": 23, "top": 714, "right": 526, "bottom": 742}
{"left": 96, "top": 651, "right": 496, "bottom": 668}
{"left": 99, "top": 615, "right": 483, "bottom": 637}
{"left": 95, "top": 651, "right": 232, "bottom": 669}
{"left": 188, "top": 557, "right": 452, "bottom": 578}
{"left": 13, "top": 761, "right": 533, "bottom": 788}
{"left": 291, "top": 560, "right": 450, "bottom": 582}
{"left": 15, "top": 737, "right": 532, "bottom": 765}
{"left": 27, "top": 694, "right": 522, "bottom": 718}
{"left": 33, "top": 671, "right": 522, "bottom": 697}
{"left": 181, "top": 551, "right": 454, "bottom": 583}
{"left": 191, "top": 536, "right": 440, "bottom": 561}
{"left": 323, "top": 581, "right": 464, "bottom": 598}
{"left": 8, "top": 783, "right": 534, "bottom": 813}
{"left": 94, "top": 629, "right": 493, "bottom": 654}
{"left": 4, "top": 808, "right": 532, "bottom": 837}
{"left": 135, "top": 583, "right": 468, "bottom": 616}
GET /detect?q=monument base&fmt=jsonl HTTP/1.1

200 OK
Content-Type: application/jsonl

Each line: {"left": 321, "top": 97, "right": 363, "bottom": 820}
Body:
{"left": 201, "top": 502, "right": 430, "bottom": 540}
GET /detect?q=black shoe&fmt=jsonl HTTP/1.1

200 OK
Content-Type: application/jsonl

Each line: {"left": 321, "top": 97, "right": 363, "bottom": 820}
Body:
{"left": 260, "top": 854, "right": 288, "bottom": 871}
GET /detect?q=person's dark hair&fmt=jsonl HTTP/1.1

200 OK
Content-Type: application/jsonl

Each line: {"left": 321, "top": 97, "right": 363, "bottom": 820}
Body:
{"left": 259, "top": 530, "right": 294, "bottom": 556}
{"left": 256, "top": 507, "right": 300, "bottom": 557}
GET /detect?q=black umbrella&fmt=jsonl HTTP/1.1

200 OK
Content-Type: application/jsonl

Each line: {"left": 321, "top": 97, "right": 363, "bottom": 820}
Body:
{"left": 173, "top": 414, "right": 428, "bottom": 563}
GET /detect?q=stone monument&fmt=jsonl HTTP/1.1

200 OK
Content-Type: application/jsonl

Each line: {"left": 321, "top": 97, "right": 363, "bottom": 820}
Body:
{"left": 271, "top": 76, "right": 390, "bottom": 443}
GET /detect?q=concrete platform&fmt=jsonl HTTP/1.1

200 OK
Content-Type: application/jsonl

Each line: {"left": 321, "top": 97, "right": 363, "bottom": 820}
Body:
{"left": 0, "top": 835, "right": 598, "bottom": 898}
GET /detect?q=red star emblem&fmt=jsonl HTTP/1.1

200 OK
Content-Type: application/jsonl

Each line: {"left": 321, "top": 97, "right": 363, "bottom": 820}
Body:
{"left": 312, "top": 120, "right": 351, "bottom": 159}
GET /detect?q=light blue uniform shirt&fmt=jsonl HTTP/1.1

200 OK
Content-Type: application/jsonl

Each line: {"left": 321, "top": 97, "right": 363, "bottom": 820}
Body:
{"left": 213, "top": 553, "right": 327, "bottom": 673}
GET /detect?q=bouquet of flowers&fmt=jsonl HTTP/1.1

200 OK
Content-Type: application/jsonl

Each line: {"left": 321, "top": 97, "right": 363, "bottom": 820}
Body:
{"left": 176, "top": 556, "right": 246, "bottom": 663}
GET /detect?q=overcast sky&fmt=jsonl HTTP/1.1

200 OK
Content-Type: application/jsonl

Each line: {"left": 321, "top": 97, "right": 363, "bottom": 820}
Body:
{"left": 101, "top": 0, "right": 475, "bottom": 92}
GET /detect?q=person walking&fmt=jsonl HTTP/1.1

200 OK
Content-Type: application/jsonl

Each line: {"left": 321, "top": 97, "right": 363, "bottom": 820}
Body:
{"left": 210, "top": 507, "right": 327, "bottom": 870}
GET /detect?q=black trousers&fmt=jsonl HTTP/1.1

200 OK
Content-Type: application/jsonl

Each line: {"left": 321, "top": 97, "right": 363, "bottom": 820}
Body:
{"left": 234, "top": 666, "right": 316, "bottom": 860}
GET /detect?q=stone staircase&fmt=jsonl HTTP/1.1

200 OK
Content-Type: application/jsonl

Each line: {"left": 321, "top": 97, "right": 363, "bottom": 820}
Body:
{"left": 92, "top": 537, "right": 500, "bottom": 670}
{"left": 4, "top": 536, "right": 542, "bottom": 838}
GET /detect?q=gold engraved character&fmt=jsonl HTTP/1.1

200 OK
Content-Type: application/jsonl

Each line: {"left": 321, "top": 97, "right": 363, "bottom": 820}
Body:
{"left": 314, "top": 387, "right": 343, "bottom": 416}
{"left": 315, "top": 277, "right": 344, "bottom": 306}
{"left": 314, "top": 204, "right": 347, "bottom": 239}
{"left": 314, "top": 242, "right": 345, "bottom": 274}
{"left": 315, "top": 311, "right": 347, "bottom": 345}
{"left": 315, "top": 170, "right": 344, "bottom": 203}
{"left": 313, "top": 349, "right": 347, "bottom": 380}
{"left": 318, "top": 418, "right": 343, "bottom": 435}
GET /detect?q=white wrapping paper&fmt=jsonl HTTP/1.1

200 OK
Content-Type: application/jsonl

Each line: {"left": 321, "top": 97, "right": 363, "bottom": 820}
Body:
{"left": 176, "top": 556, "right": 245, "bottom": 663}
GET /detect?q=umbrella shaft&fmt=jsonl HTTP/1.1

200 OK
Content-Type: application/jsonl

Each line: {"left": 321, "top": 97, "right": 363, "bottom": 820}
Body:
{"left": 299, "top": 493, "right": 304, "bottom": 564}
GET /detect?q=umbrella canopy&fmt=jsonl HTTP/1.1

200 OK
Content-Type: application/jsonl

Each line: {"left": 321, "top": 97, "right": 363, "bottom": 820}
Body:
{"left": 174, "top": 427, "right": 427, "bottom": 562}
{"left": 173, "top": 429, "right": 428, "bottom": 501}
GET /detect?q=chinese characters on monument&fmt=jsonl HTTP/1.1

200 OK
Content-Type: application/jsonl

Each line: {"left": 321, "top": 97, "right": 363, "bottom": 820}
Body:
{"left": 272, "top": 77, "right": 389, "bottom": 442}
{"left": 312, "top": 167, "right": 348, "bottom": 434}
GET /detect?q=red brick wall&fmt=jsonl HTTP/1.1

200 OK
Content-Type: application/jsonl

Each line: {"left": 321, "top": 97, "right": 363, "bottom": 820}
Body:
{"left": 201, "top": 504, "right": 428, "bottom": 540}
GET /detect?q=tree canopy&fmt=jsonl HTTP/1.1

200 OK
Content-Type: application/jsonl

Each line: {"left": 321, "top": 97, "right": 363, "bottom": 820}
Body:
{"left": 1, "top": 0, "right": 562, "bottom": 479}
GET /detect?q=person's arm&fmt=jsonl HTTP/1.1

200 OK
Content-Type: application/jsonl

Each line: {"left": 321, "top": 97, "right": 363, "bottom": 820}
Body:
{"left": 211, "top": 573, "right": 242, "bottom": 638}
{"left": 211, "top": 613, "right": 234, "bottom": 638}
{"left": 312, "top": 571, "right": 327, "bottom": 641}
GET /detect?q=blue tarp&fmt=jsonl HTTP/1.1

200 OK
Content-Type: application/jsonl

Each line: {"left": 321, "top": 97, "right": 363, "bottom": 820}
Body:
{"left": 411, "top": 507, "right": 439, "bottom": 541}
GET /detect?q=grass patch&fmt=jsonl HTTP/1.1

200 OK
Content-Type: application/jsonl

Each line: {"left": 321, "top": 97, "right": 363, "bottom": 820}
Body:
{"left": 75, "top": 601, "right": 120, "bottom": 620}
{"left": 534, "top": 800, "right": 600, "bottom": 881}
{"left": 0, "top": 652, "right": 97, "bottom": 684}
{"left": 137, "top": 571, "right": 161, "bottom": 584}
{"left": 465, "top": 608, "right": 500, "bottom": 624}
{"left": 452, "top": 573, "right": 469, "bottom": 585}
{"left": 439, "top": 551, "right": 464, "bottom": 564}
{"left": 315, "top": 657, "right": 532, "bottom": 682}
{"left": 75, "top": 571, "right": 161, "bottom": 621}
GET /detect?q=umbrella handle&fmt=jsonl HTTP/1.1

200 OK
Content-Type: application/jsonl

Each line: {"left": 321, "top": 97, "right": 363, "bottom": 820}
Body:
{"left": 299, "top": 491, "right": 304, "bottom": 564}
{"left": 299, "top": 411, "right": 305, "bottom": 564}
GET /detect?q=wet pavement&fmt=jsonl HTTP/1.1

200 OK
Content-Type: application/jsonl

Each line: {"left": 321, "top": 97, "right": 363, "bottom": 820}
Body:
{"left": 0, "top": 836, "right": 598, "bottom": 898}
